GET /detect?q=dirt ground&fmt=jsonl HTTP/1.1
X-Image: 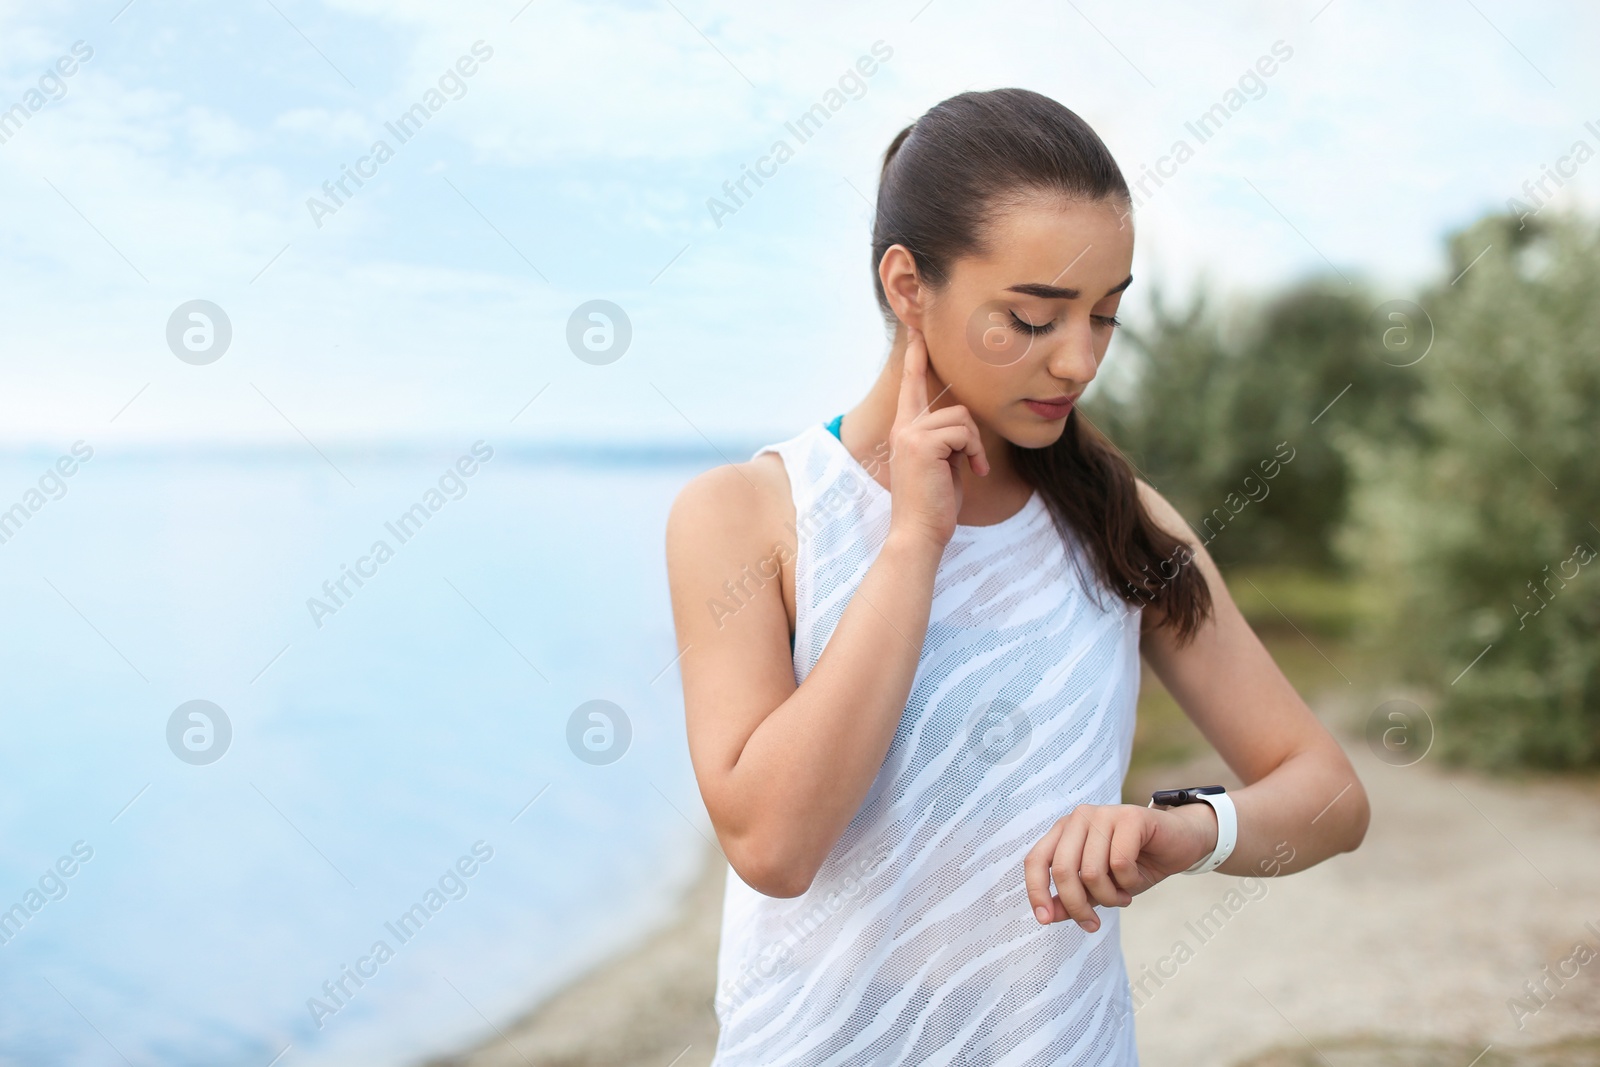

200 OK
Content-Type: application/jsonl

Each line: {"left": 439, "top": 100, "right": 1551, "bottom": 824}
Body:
{"left": 430, "top": 695, "right": 1600, "bottom": 1067}
{"left": 1118, "top": 697, "right": 1600, "bottom": 1067}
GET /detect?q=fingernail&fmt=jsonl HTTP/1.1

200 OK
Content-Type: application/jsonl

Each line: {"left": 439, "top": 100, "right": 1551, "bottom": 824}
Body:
{"left": 1079, "top": 919, "right": 1098, "bottom": 932}
{"left": 1034, "top": 906, "right": 1050, "bottom": 924}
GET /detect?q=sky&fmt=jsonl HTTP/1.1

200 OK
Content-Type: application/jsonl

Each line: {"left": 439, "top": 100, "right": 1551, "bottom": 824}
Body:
{"left": 0, "top": 0, "right": 1596, "bottom": 448}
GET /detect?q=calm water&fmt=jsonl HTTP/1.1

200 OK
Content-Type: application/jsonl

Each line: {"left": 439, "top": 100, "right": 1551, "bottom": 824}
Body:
{"left": 0, "top": 441, "right": 740, "bottom": 1066}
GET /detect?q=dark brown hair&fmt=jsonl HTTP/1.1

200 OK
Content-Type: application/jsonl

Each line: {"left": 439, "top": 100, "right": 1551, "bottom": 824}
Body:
{"left": 872, "top": 88, "right": 1212, "bottom": 642}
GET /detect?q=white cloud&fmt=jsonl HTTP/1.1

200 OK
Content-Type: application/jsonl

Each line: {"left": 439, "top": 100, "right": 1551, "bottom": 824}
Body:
{"left": 272, "top": 105, "right": 374, "bottom": 144}
{"left": 1, "top": 0, "right": 1597, "bottom": 444}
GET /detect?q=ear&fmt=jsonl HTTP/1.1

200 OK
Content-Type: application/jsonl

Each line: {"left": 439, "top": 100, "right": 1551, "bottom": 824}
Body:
{"left": 878, "top": 244, "right": 926, "bottom": 329}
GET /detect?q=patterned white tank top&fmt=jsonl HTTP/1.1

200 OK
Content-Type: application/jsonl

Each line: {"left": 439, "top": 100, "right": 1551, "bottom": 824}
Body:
{"left": 708, "top": 418, "right": 1144, "bottom": 1066}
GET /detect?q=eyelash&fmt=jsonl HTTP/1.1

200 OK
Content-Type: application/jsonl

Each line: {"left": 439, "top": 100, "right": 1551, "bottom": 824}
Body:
{"left": 1007, "top": 312, "right": 1121, "bottom": 334}
{"left": 1008, "top": 313, "right": 1054, "bottom": 336}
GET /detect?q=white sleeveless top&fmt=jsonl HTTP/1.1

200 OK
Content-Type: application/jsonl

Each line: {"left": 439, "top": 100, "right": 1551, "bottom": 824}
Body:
{"left": 708, "top": 420, "right": 1143, "bottom": 1066}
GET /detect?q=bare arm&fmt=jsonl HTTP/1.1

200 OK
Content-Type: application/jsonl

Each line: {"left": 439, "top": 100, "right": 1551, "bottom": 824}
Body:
{"left": 667, "top": 474, "right": 940, "bottom": 897}
{"left": 667, "top": 327, "right": 989, "bottom": 897}
{"left": 1023, "top": 479, "right": 1369, "bottom": 931}
{"left": 1135, "top": 479, "right": 1370, "bottom": 874}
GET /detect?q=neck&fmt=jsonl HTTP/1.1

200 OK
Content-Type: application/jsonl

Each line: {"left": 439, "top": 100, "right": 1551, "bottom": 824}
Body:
{"left": 838, "top": 330, "right": 1027, "bottom": 518}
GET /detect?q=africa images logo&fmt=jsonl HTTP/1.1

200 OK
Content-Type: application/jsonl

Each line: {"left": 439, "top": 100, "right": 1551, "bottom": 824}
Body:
{"left": 704, "top": 41, "right": 893, "bottom": 228}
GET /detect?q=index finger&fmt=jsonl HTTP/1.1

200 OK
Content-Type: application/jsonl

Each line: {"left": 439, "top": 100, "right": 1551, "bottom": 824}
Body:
{"left": 896, "top": 325, "right": 930, "bottom": 427}
{"left": 1023, "top": 818, "right": 1066, "bottom": 924}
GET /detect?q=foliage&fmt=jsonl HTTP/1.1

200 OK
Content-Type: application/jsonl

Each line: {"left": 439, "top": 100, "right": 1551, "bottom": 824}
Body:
{"left": 1338, "top": 209, "right": 1600, "bottom": 769}
{"left": 1088, "top": 275, "right": 1423, "bottom": 571}
{"left": 1095, "top": 207, "right": 1600, "bottom": 770}
{"left": 1223, "top": 565, "right": 1380, "bottom": 640}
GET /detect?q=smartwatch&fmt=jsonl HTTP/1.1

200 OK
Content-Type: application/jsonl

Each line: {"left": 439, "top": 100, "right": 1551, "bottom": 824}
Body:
{"left": 1148, "top": 785, "right": 1236, "bottom": 875}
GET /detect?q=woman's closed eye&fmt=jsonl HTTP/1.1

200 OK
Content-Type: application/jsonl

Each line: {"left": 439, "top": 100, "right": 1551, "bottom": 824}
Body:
{"left": 1008, "top": 311, "right": 1121, "bottom": 334}
{"left": 1008, "top": 311, "right": 1056, "bottom": 336}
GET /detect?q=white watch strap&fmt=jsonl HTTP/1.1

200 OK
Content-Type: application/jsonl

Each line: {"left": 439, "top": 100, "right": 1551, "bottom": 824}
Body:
{"left": 1181, "top": 790, "right": 1237, "bottom": 875}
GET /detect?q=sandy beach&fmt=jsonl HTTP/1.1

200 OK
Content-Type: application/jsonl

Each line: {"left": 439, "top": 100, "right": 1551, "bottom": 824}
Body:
{"left": 431, "top": 690, "right": 1600, "bottom": 1067}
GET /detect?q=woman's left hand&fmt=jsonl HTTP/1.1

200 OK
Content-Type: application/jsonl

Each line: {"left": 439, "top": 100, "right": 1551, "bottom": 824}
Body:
{"left": 1022, "top": 802, "right": 1216, "bottom": 931}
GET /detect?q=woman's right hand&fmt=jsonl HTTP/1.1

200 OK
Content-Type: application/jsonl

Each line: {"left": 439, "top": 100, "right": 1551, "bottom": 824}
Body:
{"left": 887, "top": 325, "right": 990, "bottom": 552}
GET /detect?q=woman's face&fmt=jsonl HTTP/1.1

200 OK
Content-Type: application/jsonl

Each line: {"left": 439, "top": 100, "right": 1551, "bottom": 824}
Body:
{"left": 912, "top": 194, "right": 1134, "bottom": 451}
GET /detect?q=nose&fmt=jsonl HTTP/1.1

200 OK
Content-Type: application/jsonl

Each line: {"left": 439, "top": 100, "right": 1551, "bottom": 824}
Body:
{"left": 1044, "top": 314, "right": 1101, "bottom": 387}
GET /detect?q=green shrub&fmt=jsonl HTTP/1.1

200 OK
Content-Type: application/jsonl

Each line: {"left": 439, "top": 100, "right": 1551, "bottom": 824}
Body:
{"left": 1339, "top": 209, "right": 1600, "bottom": 769}
{"left": 1090, "top": 277, "right": 1422, "bottom": 571}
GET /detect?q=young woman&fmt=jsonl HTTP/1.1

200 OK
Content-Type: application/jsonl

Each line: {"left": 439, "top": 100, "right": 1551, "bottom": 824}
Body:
{"left": 665, "top": 88, "right": 1369, "bottom": 1066}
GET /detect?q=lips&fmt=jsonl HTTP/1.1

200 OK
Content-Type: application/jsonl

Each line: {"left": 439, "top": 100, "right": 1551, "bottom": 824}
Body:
{"left": 1023, "top": 395, "right": 1078, "bottom": 419}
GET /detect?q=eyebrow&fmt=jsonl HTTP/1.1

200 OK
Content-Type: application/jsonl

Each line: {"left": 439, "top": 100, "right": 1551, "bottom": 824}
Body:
{"left": 1006, "top": 274, "right": 1133, "bottom": 300}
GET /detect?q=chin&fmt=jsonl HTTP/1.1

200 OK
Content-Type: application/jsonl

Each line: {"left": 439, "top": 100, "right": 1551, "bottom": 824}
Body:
{"left": 1003, "top": 417, "right": 1070, "bottom": 453}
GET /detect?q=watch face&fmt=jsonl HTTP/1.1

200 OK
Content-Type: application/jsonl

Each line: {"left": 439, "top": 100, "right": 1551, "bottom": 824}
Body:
{"left": 1151, "top": 785, "right": 1225, "bottom": 806}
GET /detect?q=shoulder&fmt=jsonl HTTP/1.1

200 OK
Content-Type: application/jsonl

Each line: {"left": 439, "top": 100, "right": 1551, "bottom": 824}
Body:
{"left": 665, "top": 451, "right": 792, "bottom": 566}
{"left": 1132, "top": 477, "right": 1231, "bottom": 636}
{"left": 1133, "top": 478, "right": 1196, "bottom": 548}
{"left": 1134, "top": 476, "right": 1223, "bottom": 576}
